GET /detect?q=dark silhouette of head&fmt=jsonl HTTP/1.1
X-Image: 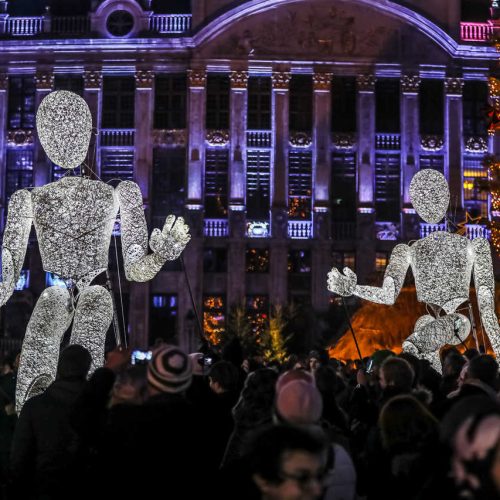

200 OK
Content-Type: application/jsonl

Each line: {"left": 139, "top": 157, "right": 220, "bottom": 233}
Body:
{"left": 56, "top": 344, "right": 92, "bottom": 380}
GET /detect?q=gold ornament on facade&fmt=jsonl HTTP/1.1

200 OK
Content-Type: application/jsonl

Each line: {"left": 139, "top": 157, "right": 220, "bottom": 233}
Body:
{"left": 206, "top": 129, "right": 230, "bottom": 146}
{"left": 356, "top": 74, "right": 376, "bottom": 92}
{"left": 289, "top": 131, "right": 312, "bottom": 148}
{"left": 83, "top": 70, "right": 102, "bottom": 89}
{"left": 35, "top": 72, "right": 54, "bottom": 90}
{"left": 332, "top": 133, "right": 356, "bottom": 149}
{"left": 465, "top": 136, "right": 488, "bottom": 153}
{"left": 272, "top": 72, "right": 291, "bottom": 90}
{"left": 313, "top": 73, "right": 333, "bottom": 91}
{"left": 135, "top": 70, "right": 154, "bottom": 89}
{"left": 230, "top": 71, "right": 248, "bottom": 89}
{"left": 7, "top": 129, "right": 34, "bottom": 147}
{"left": 445, "top": 77, "right": 463, "bottom": 96}
{"left": 421, "top": 135, "right": 444, "bottom": 151}
{"left": 152, "top": 129, "right": 187, "bottom": 147}
{"left": 188, "top": 69, "right": 206, "bottom": 88}
{"left": 401, "top": 75, "right": 421, "bottom": 93}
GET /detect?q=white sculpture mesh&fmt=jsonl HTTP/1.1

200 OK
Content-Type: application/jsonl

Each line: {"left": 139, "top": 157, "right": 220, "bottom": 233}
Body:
{"left": 13, "top": 91, "right": 191, "bottom": 412}
{"left": 328, "top": 169, "right": 500, "bottom": 372}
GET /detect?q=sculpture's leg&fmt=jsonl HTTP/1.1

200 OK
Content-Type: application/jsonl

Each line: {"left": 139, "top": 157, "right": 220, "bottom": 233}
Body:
{"left": 70, "top": 285, "right": 113, "bottom": 374}
{"left": 16, "top": 286, "right": 73, "bottom": 413}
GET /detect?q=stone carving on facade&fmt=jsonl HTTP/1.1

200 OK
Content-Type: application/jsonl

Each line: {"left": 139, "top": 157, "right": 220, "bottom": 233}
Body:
{"left": 313, "top": 73, "right": 333, "bottom": 91}
{"left": 0, "top": 73, "right": 8, "bottom": 91}
{"left": 7, "top": 129, "right": 34, "bottom": 147}
{"left": 375, "top": 222, "right": 399, "bottom": 241}
{"left": 152, "top": 129, "right": 187, "bottom": 147}
{"left": 35, "top": 72, "right": 54, "bottom": 90}
{"left": 135, "top": 70, "right": 154, "bottom": 89}
{"left": 206, "top": 129, "right": 230, "bottom": 146}
{"left": 83, "top": 70, "right": 102, "bottom": 89}
{"left": 445, "top": 78, "right": 464, "bottom": 96}
{"left": 230, "top": 70, "right": 248, "bottom": 89}
{"left": 401, "top": 75, "right": 421, "bottom": 93}
{"left": 272, "top": 72, "right": 291, "bottom": 90}
{"left": 465, "top": 136, "right": 488, "bottom": 153}
{"left": 332, "top": 133, "right": 356, "bottom": 149}
{"left": 289, "top": 131, "right": 312, "bottom": 148}
{"left": 421, "top": 135, "right": 444, "bottom": 151}
{"left": 356, "top": 74, "right": 376, "bottom": 92}
{"left": 188, "top": 69, "right": 206, "bottom": 88}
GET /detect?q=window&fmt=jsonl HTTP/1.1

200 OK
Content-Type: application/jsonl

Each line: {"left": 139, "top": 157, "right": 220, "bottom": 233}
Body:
{"left": 288, "top": 250, "right": 311, "bottom": 273}
{"left": 461, "top": 0, "right": 490, "bottom": 22}
{"left": 288, "top": 150, "right": 312, "bottom": 219}
{"left": 375, "top": 153, "right": 400, "bottom": 222}
{"left": 204, "top": 149, "right": 229, "bottom": 217}
{"left": 246, "top": 150, "right": 271, "bottom": 219}
{"left": 8, "top": 77, "right": 35, "bottom": 130}
{"left": 154, "top": 74, "right": 187, "bottom": 129}
{"left": 247, "top": 77, "right": 271, "bottom": 130}
{"left": 375, "top": 253, "right": 388, "bottom": 272}
{"left": 151, "top": 0, "right": 191, "bottom": 13}
{"left": 102, "top": 77, "right": 135, "bottom": 129}
{"left": 246, "top": 248, "right": 269, "bottom": 273}
{"left": 289, "top": 75, "right": 313, "bottom": 132}
{"left": 463, "top": 154, "right": 488, "bottom": 218}
{"left": 376, "top": 79, "right": 400, "bottom": 133}
{"left": 331, "top": 152, "right": 356, "bottom": 222}
{"left": 463, "top": 81, "right": 488, "bottom": 137}
{"left": 420, "top": 80, "right": 444, "bottom": 135}
{"left": 332, "top": 251, "right": 356, "bottom": 271}
{"left": 332, "top": 77, "right": 356, "bottom": 133}
{"left": 206, "top": 75, "right": 230, "bottom": 129}
{"left": 152, "top": 148, "right": 186, "bottom": 218}
{"left": 150, "top": 294, "right": 177, "bottom": 344}
{"left": 6, "top": 149, "right": 33, "bottom": 201}
{"left": 203, "top": 248, "right": 228, "bottom": 273}
{"left": 100, "top": 150, "right": 134, "bottom": 185}
{"left": 203, "top": 296, "right": 225, "bottom": 346}
{"left": 246, "top": 295, "right": 269, "bottom": 337}
{"left": 419, "top": 155, "right": 444, "bottom": 174}
{"left": 15, "top": 270, "right": 30, "bottom": 291}
{"left": 54, "top": 75, "right": 84, "bottom": 96}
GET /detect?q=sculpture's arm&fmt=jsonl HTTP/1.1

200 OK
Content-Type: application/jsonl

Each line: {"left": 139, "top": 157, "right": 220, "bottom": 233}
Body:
{"left": 471, "top": 237, "right": 500, "bottom": 358}
{"left": 0, "top": 190, "right": 33, "bottom": 306}
{"left": 116, "top": 181, "right": 190, "bottom": 282}
{"left": 327, "top": 244, "right": 410, "bottom": 305}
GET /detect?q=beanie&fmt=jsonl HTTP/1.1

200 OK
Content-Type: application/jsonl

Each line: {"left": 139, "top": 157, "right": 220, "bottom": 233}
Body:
{"left": 276, "top": 380, "right": 323, "bottom": 425}
{"left": 148, "top": 345, "right": 192, "bottom": 393}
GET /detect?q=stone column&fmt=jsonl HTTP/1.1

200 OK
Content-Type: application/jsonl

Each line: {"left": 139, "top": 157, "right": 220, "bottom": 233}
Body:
{"left": 34, "top": 71, "right": 54, "bottom": 187}
{"left": 401, "top": 74, "right": 421, "bottom": 240}
{"left": 356, "top": 74, "right": 376, "bottom": 281}
{"left": 270, "top": 71, "right": 291, "bottom": 306}
{"left": 0, "top": 73, "right": 7, "bottom": 227}
{"left": 312, "top": 72, "right": 332, "bottom": 311}
{"left": 445, "top": 77, "right": 464, "bottom": 212}
{"left": 83, "top": 69, "right": 102, "bottom": 177}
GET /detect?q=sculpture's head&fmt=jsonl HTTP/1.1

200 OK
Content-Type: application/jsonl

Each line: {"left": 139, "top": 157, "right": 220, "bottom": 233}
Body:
{"left": 409, "top": 169, "right": 449, "bottom": 224}
{"left": 36, "top": 90, "right": 92, "bottom": 170}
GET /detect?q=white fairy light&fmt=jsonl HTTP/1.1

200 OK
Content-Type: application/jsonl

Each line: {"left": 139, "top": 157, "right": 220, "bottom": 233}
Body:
{"left": 328, "top": 169, "right": 500, "bottom": 372}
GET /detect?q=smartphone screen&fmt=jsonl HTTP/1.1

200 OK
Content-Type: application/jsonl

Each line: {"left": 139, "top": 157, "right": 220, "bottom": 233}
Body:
{"left": 131, "top": 350, "right": 152, "bottom": 365}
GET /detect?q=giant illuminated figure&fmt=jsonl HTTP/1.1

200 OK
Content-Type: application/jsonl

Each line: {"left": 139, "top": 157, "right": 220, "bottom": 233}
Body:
{"left": 327, "top": 169, "right": 500, "bottom": 372}
{"left": 2, "top": 91, "right": 191, "bottom": 412}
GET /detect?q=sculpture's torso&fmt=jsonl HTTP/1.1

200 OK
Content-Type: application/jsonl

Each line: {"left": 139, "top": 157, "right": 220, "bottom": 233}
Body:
{"left": 411, "top": 231, "right": 473, "bottom": 313}
{"left": 32, "top": 177, "right": 118, "bottom": 281}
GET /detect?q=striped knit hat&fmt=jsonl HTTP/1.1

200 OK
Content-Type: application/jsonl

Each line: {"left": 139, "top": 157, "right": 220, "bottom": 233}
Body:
{"left": 147, "top": 345, "right": 192, "bottom": 393}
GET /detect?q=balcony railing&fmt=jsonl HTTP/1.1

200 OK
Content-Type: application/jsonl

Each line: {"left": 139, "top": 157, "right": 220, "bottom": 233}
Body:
{"left": 420, "top": 222, "right": 447, "bottom": 238}
{"left": 100, "top": 129, "right": 135, "bottom": 147}
{"left": 6, "top": 16, "right": 43, "bottom": 36}
{"left": 465, "top": 224, "right": 490, "bottom": 240}
{"left": 149, "top": 14, "right": 192, "bottom": 34}
{"left": 460, "top": 22, "right": 493, "bottom": 42}
{"left": 247, "top": 130, "right": 272, "bottom": 148}
{"left": 204, "top": 219, "right": 229, "bottom": 237}
{"left": 332, "top": 221, "right": 356, "bottom": 240}
{"left": 51, "top": 16, "right": 90, "bottom": 35}
{"left": 375, "top": 134, "right": 401, "bottom": 150}
{"left": 288, "top": 220, "right": 313, "bottom": 239}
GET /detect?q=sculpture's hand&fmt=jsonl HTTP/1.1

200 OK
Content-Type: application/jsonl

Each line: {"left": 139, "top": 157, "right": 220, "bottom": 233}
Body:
{"left": 327, "top": 267, "right": 357, "bottom": 297}
{"left": 149, "top": 215, "right": 191, "bottom": 261}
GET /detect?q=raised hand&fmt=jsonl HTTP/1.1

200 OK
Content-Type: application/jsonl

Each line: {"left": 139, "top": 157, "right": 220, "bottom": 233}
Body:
{"left": 149, "top": 215, "right": 191, "bottom": 261}
{"left": 327, "top": 266, "right": 357, "bottom": 297}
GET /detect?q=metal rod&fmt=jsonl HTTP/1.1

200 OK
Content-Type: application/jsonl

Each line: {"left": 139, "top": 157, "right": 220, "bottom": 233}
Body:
{"left": 341, "top": 297, "right": 363, "bottom": 363}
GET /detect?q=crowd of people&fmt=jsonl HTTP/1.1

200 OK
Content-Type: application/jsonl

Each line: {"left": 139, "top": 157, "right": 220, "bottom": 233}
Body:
{"left": 0, "top": 340, "right": 498, "bottom": 499}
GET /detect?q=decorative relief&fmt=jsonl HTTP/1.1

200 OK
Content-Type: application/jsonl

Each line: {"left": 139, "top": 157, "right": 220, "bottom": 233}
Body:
{"left": 289, "top": 131, "right": 312, "bottom": 148}
{"left": 0, "top": 74, "right": 8, "bottom": 91}
{"left": 230, "top": 71, "right": 248, "bottom": 89}
{"left": 272, "top": 72, "right": 291, "bottom": 90}
{"left": 206, "top": 129, "right": 230, "bottom": 146}
{"left": 35, "top": 72, "right": 54, "bottom": 90}
{"left": 356, "top": 74, "right": 376, "bottom": 92}
{"left": 465, "top": 136, "right": 488, "bottom": 153}
{"left": 376, "top": 222, "right": 399, "bottom": 241}
{"left": 445, "top": 77, "right": 464, "bottom": 96}
{"left": 188, "top": 69, "right": 206, "bottom": 88}
{"left": 313, "top": 73, "right": 333, "bottom": 91}
{"left": 401, "top": 75, "right": 421, "bottom": 93}
{"left": 135, "top": 70, "right": 154, "bottom": 88}
{"left": 7, "top": 129, "right": 34, "bottom": 147}
{"left": 332, "top": 133, "right": 356, "bottom": 149}
{"left": 421, "top": 135, "right": 444, "bottom": 151}
{"left": 83, "top": 70, "right": 102, "bottom": 89}
{"left": 152, "top": 129, "right": 187, "bottom": 147}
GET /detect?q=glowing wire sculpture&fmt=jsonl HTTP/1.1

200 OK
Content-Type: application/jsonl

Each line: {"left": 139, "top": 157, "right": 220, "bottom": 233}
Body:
{"left": 328, "top": 169, "right": 500, "bottom": 372}
{"left": 10, "top": 91, "right": 191, "bottom": 412}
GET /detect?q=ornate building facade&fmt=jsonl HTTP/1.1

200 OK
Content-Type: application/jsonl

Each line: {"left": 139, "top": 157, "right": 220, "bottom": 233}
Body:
{"left": 0, "top": 0, "right": 497, "bottom": 351}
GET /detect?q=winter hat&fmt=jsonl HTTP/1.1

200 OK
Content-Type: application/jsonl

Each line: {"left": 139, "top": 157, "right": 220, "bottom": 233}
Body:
{"left": 57, "top": 344, "right": 91, "bottom": 380}
{"left": 276, "top": 380, "right": 323, "bottom": 425}
{"left": 148, "top": 345, "right": 192, "bottom": 393}
{"left": 276, "top": 369, "right": 315, "bottom": 393}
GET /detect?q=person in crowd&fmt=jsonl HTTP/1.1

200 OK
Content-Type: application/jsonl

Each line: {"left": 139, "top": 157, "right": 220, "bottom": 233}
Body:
{"left": 439, "top": 348, "right": 467, "bottom": 397}
{"left": 9, "top": 344, "right": 92, "bottom": 500}
{"left": 108, "top": 364, "right": 147, "bottom": 407}
{"left": 307, "top": 351, "right": 322, "bottom": 373}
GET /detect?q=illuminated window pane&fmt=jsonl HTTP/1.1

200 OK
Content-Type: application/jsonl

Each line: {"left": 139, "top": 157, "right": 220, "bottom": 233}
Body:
{"left": 15, "top": 270, "right": 30, "bottom": 291}
{"left": 419, "top": 155, "right": 444, "bottom": 174}
{"left": 331, "top": 152, "right": 356, "bottom": 223}
{"left": 100, "top": 150, "right": 134, "bottom": 185}
{"left": 344, "top": 252, "right": 356, "bottom": 270}
{"left": 288, "top": 150, "right": 312, "bottom": 220}
{"left": 205, "top": 149, "right": 229, "bottom": 218}
{"left": 375, "top": 252, "right": 388, "bottom": 272}
{"left": 246, "top": 248, "right": 269, "bottom": 273}
{"left": 332, "top": 251, "right": 355, "bottom": 270}
{"left": 375, "top": 153, "right": 400, "bottom": 222}
{"left": 463, "top": 154, "right": 488, "bottom": 218}
{"left": 246, "top": 295, "right": 269, "bottom": 337}
{"left": 246, "top": 150, "right": 271, "bottom": 219}
{"left": 203, "top": 296, "right": 225, "bottom": 346}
